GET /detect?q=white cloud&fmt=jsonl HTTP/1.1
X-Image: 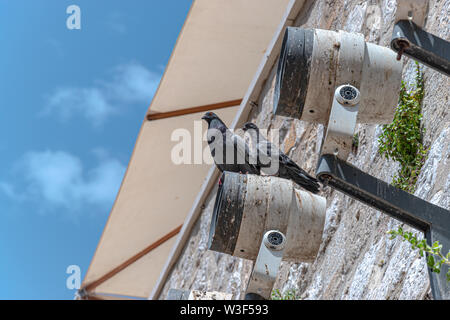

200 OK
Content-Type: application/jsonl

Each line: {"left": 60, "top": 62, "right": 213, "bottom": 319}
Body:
{"left": 44, "top": 62, "right": 160, "bottom": 126}
{"left": 82, "top": 156, "right": 126, "bottom": 205}
{"left": 1, "top": 150, "right": 126, "bottom": 214}
{"left": 106, "top": 63, "right": 160, "bottom": 104}
{"left": 23, "top": 150, "right": 84, "bottom": 207}
{"left": 46, "top": 87, "right": 114, "bottom": 126}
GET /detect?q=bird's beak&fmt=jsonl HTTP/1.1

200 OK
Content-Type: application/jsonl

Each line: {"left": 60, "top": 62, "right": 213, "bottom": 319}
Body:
{"left": 201, "top": 115, "right": 208, "bottom": 120}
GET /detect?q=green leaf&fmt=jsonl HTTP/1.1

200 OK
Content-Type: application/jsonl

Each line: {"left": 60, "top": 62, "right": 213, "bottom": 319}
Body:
{"left": 427, "top": 255, "right": 435, "bottom": 268}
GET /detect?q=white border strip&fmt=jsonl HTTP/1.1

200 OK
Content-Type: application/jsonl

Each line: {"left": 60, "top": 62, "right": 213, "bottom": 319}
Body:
{"left": 149, "top": 0, "right": 306, "bottom": 300}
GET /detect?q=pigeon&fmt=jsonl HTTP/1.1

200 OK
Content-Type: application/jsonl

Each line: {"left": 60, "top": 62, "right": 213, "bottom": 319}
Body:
{"left": 202, "top": 112, "right": 260, "bottom": 177}
{"left": 242, "top": 122, "right": 320, "bottom": 194}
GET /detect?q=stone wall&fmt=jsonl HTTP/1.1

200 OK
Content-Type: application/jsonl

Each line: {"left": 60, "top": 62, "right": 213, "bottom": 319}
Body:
{"left": 160, "top": 0, "right": 449, "bottom": 300}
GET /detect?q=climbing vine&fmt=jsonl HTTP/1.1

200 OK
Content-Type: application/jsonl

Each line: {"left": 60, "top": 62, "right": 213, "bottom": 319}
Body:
{"left": 388, "top": 227, "right": 450, "bottom": 282}
{"left": 378, "top": 62, "right": 427, "bottom": 193}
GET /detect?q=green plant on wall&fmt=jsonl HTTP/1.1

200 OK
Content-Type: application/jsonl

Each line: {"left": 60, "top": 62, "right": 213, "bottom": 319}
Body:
{"left": 271, "top": 289, "right": 299, "bottom": 300}
{"left": 352, "top": 132, "right": 359, "bottom": 154}
{"left": 378, "top": 62, "right": 427, "bottom": 193}
{"left": 387, "top": 227, "right": 450, "bottom": 282}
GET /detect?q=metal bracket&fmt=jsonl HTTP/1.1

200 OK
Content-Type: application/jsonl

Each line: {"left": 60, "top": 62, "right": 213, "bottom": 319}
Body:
{"left": 391, "top": 0, "right": 449, "bottom": 76}
{"left": 320, "top": 85, "right": 360, "bottom": 161}
{"left": 391, "top": 20, "right": 450, "bottom": 76}
{"left": 245, "top": 230, "right": 286, "bottom": 300}
{"left": 316, "top": 154, "right": 450, "bottom": 300}
{"left": 391, "top": 1, "right": 450, "bottom": 75}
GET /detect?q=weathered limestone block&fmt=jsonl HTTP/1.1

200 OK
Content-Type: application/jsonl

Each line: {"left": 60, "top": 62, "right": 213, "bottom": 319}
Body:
{"left": 189, "top": 290, "right": 233, "bottom": 300}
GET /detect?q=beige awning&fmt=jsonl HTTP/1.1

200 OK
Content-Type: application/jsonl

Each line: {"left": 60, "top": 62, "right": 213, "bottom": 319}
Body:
{"left": 148, "top": 0, "right": 291, "bottom": 116}
{"left": 81, "top": 0, "right": 291, "bottom": 299}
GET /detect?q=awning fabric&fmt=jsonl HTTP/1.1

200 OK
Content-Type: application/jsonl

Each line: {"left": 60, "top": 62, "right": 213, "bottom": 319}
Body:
{"left": 81, "top": 0, "right": 291, "bottom": 299}
{"left": 148, "top": 0, "right": 291, "bottom": 115}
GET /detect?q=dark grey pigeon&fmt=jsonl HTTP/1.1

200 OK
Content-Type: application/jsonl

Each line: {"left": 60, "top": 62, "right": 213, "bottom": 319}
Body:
{"left": 243, "top": 122, "right": 320, "bottom": 194}
{"left": 202, "top": 112, "right": 260, "bottom": 176}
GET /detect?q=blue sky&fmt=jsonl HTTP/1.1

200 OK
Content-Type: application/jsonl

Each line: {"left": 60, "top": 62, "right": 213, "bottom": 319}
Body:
{"left": 0, "top": 1, "right": 191, "bottom": 299}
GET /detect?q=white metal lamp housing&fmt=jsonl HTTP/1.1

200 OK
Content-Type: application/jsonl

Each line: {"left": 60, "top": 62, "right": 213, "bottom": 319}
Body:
{"left": 274, "top": 27, "right": 402, "bottom": 125}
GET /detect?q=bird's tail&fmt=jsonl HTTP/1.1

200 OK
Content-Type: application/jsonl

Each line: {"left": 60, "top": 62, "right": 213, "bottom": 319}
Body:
{"left": 286, "top": 166, "right": 320, "bottom": 194}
